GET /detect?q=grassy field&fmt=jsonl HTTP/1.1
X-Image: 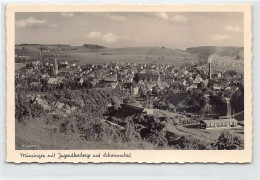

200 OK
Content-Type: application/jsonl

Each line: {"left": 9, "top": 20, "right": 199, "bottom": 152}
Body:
{"left": 15, "top": 45, "right": 245, "bottom": 70}
{"left": 15, "top": 63, "right": 26, "bottom": 71}
{"left": 212, "top": 56, "right": 244, "bottom": 73}
{"left": 15, "top": 118, "right": 159, "bottom": 150}
{"left": 177, "top": 124, "right": 244, "bottom": 142}
{"left": 49, "top": 47, "right": 202, "bottom": 66}
{"left": 15, "top": 45, "right": 201, "bottom": 66}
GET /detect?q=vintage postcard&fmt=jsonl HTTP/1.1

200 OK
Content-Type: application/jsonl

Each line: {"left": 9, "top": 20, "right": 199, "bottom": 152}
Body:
{"left": 6, "top": 4, "right": 252, "bottom": 163}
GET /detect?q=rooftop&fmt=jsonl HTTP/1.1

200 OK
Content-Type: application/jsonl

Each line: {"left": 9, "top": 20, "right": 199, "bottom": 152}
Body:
{"left": 201, "top": 119, "right": 238, "bottom": 124}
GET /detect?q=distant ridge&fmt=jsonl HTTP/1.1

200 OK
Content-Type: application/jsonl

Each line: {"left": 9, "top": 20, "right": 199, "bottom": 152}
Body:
{"left": 19, "top": 43, "right": 71, "bottom": 47}
{"left": 15, "top": 44, "right": 244, "bottom": 65}
{"left": 186, "top": 46, "right": 244, "bottom": 58}
{"left": 82, "top": 44, "right": 105, "bottom": 49}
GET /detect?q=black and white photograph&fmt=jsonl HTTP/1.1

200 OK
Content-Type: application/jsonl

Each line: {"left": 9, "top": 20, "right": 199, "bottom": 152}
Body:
{"left": 4, "top": 4, "right": 252, "bottom": 164}
{"left": 14, "top": 11, "right": 246, "bottom": 151}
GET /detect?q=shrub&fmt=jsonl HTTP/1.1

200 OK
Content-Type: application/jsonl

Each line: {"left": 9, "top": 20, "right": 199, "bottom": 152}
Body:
{"left": 215, "top": 131, "right": 244, "bottom": 150}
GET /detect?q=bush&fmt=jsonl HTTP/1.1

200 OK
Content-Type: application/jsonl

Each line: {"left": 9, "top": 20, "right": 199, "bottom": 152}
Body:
{"left": 123, "top": 96, "right": 136, "bottom": 104}
{"left": 215, "top": 131, "right": 244, "bottom": 150}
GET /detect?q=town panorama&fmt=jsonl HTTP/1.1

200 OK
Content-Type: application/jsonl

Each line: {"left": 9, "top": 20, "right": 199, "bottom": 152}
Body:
{"left": 15, "top": 12, "right": 244, "bottom": 150}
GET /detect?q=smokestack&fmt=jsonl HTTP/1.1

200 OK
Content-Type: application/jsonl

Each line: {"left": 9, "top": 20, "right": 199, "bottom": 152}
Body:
{"left": 39, "top": 46, "right": 42, "bottom": 61}
{"left": 208, "top": 62, "right": 212, "bottom": 80}
{"left": 208, "top": 54, "right": 215, "bottom": 80}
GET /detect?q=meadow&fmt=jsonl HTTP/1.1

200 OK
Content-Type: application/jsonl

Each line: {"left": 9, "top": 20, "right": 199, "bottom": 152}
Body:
{"left": 16, "top": 46, "right": 201, "bottom": 66}
{"left": 15, "top": 45, "right": 244, "bottom": 72}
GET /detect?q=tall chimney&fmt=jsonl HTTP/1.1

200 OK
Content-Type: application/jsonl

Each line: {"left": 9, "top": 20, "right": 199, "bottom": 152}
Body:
{"left": 39, "top": 46, "right": 43, "bottom": 61}
{"left": 208, "top": 62, "right": 212, "bottom": 80}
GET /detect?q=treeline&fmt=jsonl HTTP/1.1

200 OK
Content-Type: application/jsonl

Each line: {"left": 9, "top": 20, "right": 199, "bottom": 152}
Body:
{"left": 82, "top": 44, "right": 105, "bottom": 49}
{"left": 15, "top": 87, "right": 122, "bottom": 123}
{"left": 140, "top": 85, "right": 243, "bottom": 117}
{"left": 230, "top": 86, "right": 244, "bottom": 114}
{"left": 186, "top": 46, "right": 244, "bottom": 59}
{"left": 15, "top": 92, "right": 44, "bottom": 122}
{"left": 56, "top": 112, "right": 244, "bottom": 150}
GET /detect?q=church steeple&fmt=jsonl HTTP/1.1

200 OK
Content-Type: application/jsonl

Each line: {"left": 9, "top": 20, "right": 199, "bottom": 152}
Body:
{"left": 53, "top": 56, "right": 58, "bottom": 75}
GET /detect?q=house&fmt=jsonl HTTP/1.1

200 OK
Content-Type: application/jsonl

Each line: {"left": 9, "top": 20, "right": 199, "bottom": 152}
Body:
{"left": 137, "top": 80, "right": 145, "bottom": 87}
{"left": 146, "top": 83, "right": 156, "bottom": 91}
{"left": 161, "top": 82, "right": 169, "bottom": 89}
{"left": 29, "top": 82, "right": 42, "bottom": 89}
{"left": 132, "top": 86, "right": 139, "bottom": 95}
{"left": 121, "top": 102, "right": 145, "bottom": 114}
{"left": 183, "top": 70, "right": 189, "bottom": 75}
{"left": 103, "top": 76, "right": 118, "bottom": 88}
{"left": 143, "top": 108, "right": 153, "bottom": 115}
{"left": 193, "top": 77, "right": 203, "bottom": 84}
{"left": 180, "top": 79, "right": 186, "bottom": 85}
{"left": 186, "top": 84, "right": 198, "bottom": 91}
{"left": 60, "top": 61, "right": 68, "bottom": 65}
{"left": 213, "top": 84, "right": 221, "bottom": 91}
{"left": 47, "top": 77, "right": 66, "bottom": 85}
{"left": 139, "top": 72, "right": 160, "bottom": 82}
{"left": 200, "top": 119, "right": 238, "bottom": 129}
{"left": 75, "top": 77, "right": 84, "bottom": 85}
{"left": 165, "top": 78, "right": 174, "bottom": 85}
{"left": 26, "top": 69, "right": 35, "bottom": 75}
{"left": 90, "top": 78, "right": 99, "bottom": 87}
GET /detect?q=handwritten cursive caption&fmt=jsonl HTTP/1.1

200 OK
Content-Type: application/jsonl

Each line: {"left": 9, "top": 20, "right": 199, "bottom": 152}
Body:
{"left": 19, "top": 152, "right": 132, "bottom": 160}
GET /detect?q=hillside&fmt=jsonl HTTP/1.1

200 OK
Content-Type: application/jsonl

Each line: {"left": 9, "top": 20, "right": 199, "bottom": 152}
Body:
{"left": 15, "top": 44, "right": 244, "bottom": 66}
{"left": 186, "top": 46, "right": 244, "bottom": 59}
{"left": 83, "top": 44, "right": 105, "bottom": 49}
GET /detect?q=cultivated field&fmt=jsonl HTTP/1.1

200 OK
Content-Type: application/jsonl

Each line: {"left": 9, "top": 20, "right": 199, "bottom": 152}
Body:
{"left": 15, "top": 63, "right": 26, "bottom": 71}
{"left": 15, "top": 45, "right": 245, "bottom": 70}
{"left": 15, "top": 45, "right": 199, "bottom": 65}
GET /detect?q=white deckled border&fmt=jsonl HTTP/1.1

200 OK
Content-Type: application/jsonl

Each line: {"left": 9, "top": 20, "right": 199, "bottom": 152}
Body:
{"left": 6, "top": 4, "right": 252, "bottom": 163}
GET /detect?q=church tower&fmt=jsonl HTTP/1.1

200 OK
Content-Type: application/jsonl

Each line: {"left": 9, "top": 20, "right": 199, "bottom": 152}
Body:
{"left": 53, "top": 56, "right": 58, "bottom": 75}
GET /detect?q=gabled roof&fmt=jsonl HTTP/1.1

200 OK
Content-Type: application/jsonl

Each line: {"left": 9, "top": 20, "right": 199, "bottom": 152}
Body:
{"left": 193, "top": 77, "right": 203, "bottom": 84}
{"left": 201, "top": 119, "right": 238, "bottom": 124}
{"left": 103, "top": 76, "right": 117, "bottom": 82}
{"left": 47, "top": 77, "right": 66, "bottom": 84}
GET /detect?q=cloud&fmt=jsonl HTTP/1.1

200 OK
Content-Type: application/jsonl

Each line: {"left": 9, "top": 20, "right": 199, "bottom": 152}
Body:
{"left": 16, "top": 17, "right": 58, "bottom": 28}
{"left": 16, "top": 17, "right": 47, "bottom": 28}
{"left": 155, "top": 12, "right": 169, "bottom": 20}
{"left": 48, "top": 24, "right": 58, "bottom": 28}
{"left": 170, "top": 15, "right": 189, "bottom": 24}
{"left": 102, "top": 33, "right": 124, "bottom": 43}
{"left": 154, "top": 13, "right": 189, "bottom": 24}
{"left": 108, "top": 14, "right": 126, "bottom": 22}
{"left": 88, "top": 31, "right": 103, "bottom": 39}
{"left": 224, "top": 25, "right": 242, "bottom": 33}
{"left": 87, "top": 31, "right": 129, "bottom": 43}
{"left": 212, "top": 34, "right": 230, "bottom": 41}
{"left": 60, "top": 13, "right": 74, "bottom": 17}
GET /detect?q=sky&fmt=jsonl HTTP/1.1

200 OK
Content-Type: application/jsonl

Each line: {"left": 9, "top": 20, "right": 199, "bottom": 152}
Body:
{"left": 15, "top": 12, "right": 244, "bottom": 49}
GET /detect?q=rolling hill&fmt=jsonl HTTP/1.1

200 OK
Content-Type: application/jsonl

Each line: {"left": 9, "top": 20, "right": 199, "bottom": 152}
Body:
{"left": 186, "top": 46, "right": 244, "bottom": 60}
{"left": 15, "top": 44, "right": 244, "bottom": 66}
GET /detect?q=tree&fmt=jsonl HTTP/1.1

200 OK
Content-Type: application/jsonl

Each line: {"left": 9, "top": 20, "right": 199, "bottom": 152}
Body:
{"left": 82, "top": 80, "right": 93, "bottom": 89}
{"left": 140, "top": 88, "right": 147, "bottom": 100}
{"left": 152, "top": 86, "right": 159, "bottom": 96}
{"left": 230, "top": 86, "right": 244, "bottom": 114}
{"left": 123, "top": 96, "right": 136, "bottom": 104}
{"left": 15, "top": 93, "right": 44, "bottom": 122}
{"left": 215, "top": 131, "right": 244, "bottom": 150}
{"left": 209, "top": 94, "right": 227, "bottom": 116}
{"left": 168, "top": 104, "right": 176, "bottom": 112}
{"left": 133, "top": 73, "right": 140, "bottom": 83}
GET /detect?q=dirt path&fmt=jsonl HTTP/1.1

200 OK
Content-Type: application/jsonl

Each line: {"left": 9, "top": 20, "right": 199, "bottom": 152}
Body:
{"left": 174, "top": 124, "right": 214, "bottom": 142}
